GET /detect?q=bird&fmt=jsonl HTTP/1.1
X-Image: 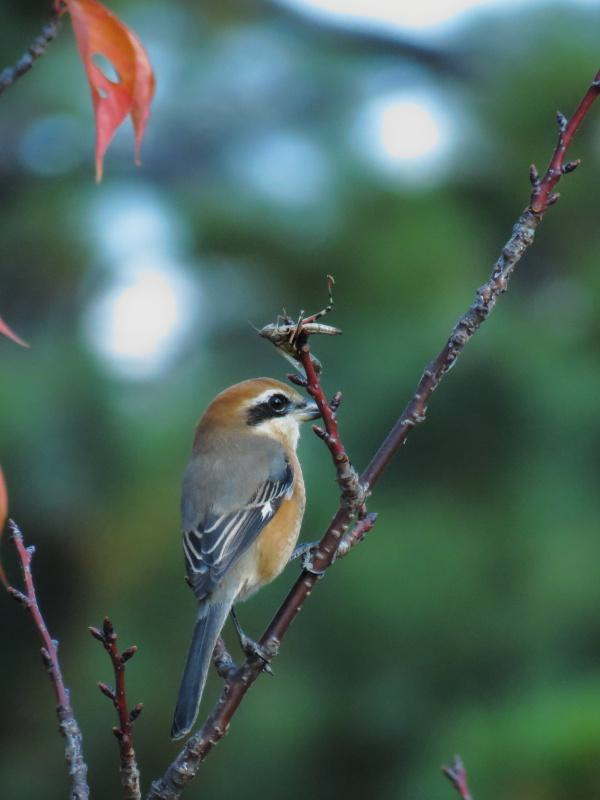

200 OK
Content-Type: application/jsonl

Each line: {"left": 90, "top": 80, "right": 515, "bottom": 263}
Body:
{"left": 171, "top": 377, "right": 320, "bottom": 739}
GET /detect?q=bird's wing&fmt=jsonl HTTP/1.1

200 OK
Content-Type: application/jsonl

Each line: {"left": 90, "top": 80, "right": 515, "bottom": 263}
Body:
{"left": 183, "top": 460, "right": 293, "bottom": 600}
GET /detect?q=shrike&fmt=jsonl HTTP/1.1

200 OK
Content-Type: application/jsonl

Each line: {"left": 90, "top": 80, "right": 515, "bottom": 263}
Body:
{"left": 171, "top": 378, "right": 319, "bottom": 739}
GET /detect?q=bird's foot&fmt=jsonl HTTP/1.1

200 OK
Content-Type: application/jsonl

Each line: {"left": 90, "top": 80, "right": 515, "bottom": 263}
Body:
{"left": 290, "top": 541, "right": 318, "bottom": 562}
{"left": 238, "top": 632, "right": 274, "bottom": 676}
{"left": 290, "top": 540, "right": 326, "bottom": 577}
{"left": 230, "top": 607, "right": 274, "bottom": 675}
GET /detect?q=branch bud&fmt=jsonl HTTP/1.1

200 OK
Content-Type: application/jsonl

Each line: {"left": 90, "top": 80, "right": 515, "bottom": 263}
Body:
{"left": 89, "top": 626, "right": 104, "bottom": 642}
{"left": 7, "top": 586, "right": 28, "bottom": 605}
{"left": 556, "top": 110, "right": 568, "bottom": 132}
{"left": 98, "top": 681, "right": 115, "bottom": 701}
{"left": 130, "top": 703, "right": 144, "bottom": 722}
{"left": 528, "top": 163, "right": 539, "bottom": 186}
{"left": 441, "top": 754, "right": 472, "bottom": 799}
{"left": 287, "top": 372, "right": 308, "bottom": 387}
{"left": 102, "top": 617, "right": 115, "bottom": 640}
{"left": 121, "top": 646, "right": 138, "bottom": 663}
{"left": 562, "top": 159, "right": 581, "bottom": 174}
{"left": 330, "top": 391, "right": 342, "bottom": 412}
{"left": 312, "top": 425, "right": 329, "bottom": 441}
{"left": 40, "top": 647, "right": 52, "bottom": 668}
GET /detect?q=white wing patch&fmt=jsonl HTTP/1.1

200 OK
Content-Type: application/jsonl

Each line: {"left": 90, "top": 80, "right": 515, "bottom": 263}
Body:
{"left": 182, "top": 463, "right": 294, "bottom": 598}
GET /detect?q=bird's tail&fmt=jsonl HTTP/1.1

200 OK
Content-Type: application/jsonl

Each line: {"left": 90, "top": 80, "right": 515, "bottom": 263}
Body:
{"left": 171, "top": 600, "right": 232, "bottom": 740}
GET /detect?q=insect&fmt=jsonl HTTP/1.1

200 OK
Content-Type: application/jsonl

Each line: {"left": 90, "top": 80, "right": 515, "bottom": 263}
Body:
{"left": 259, "top": 275, "right": 341, "bottom": 375}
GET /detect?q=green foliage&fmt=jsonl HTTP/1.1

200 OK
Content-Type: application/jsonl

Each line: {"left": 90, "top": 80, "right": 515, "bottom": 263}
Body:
{"left": 2, "top": 2, "right": 600, "bottom": 798}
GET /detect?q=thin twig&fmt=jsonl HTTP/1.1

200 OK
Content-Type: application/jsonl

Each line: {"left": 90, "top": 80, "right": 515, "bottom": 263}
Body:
{"left": 5, "top": 520, "right": 89, "bottom": 800}
{"left": 336, "top": 512, "right": 378, "bottom": 559}
{"left": 529, "top": 69, "right": 600, "bottom": 213}
{"left": 0, "top": 10, "right": 62, "bottom": 97}
{"left": 147, "top": 66, "right": 600, "bottom": 799}
{"left": 361, "top": 68, "right": 600, "bottom": 491}
{"left": 442, "top": 755, "right": 475, "bottom": 800}
{"left": 90, "top": 617, "right": 142, "bottom": 800}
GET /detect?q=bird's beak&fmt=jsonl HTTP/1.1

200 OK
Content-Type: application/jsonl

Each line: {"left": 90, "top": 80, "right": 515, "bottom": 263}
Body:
{"left": 294, "top": 398, "right": 321, "bottom": 421}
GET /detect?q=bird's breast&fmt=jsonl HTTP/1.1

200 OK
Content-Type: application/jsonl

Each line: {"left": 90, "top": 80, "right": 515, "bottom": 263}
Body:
{"left": 237, "top": 468, "right": 305, "bottom": 601}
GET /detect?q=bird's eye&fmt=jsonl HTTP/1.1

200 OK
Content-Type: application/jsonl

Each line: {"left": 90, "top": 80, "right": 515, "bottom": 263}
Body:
{"left": 268, "top": 393, "right": 289, "bottom": 414}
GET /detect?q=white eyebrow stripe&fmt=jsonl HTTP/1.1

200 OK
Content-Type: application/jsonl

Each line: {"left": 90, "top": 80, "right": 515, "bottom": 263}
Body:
{"left": 247, "top": 389, "right": 293, "bottom": 407}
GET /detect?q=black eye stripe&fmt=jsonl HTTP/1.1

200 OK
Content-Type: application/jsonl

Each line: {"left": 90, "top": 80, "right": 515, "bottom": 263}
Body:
{"left": 247, "top": 394, "right": 291, "bottom": 426}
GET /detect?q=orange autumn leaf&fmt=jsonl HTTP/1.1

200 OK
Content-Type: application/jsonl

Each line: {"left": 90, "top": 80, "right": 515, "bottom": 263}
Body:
{"left": 61, "top": 0, "right": 155, "bottom": 181}
{"left": 0, "top": 314, "right": 29, "bottom": 348}
{"left": 0, "top": 466, "right": 8, "bottom": 588}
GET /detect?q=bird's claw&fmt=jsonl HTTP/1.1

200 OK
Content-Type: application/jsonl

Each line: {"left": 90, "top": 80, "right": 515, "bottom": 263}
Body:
{"left": 239, "top": 633, "right": 274, "bottom": 675}
{"left": 230, "top": 607, "right": 274, "bottom": 675}
{"left": 290, "top": 541, "right": 326, "bottom": 577}
{"left": 290, "top": 540, "right": 318, "bottom": 562}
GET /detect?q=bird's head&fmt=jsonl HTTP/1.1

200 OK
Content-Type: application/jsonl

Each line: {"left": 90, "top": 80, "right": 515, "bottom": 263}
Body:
{"left": 199, "top": 378, "right": 320, "bottom": 450}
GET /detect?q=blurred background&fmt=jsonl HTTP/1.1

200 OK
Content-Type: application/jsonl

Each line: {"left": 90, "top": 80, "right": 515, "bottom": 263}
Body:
{"left": 2, "top": 0, "right": 600, "bottom": 797}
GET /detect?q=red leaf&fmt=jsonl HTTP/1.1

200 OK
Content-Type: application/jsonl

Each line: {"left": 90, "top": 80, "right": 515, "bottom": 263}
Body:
{"left": 0, "top": 466, "right": 8, "bottom": 588}
{"left": 0, "top": 314, "right": 29, "bottom": 348}
{"left": 62, "top": 0, "right": 155, "bottom": 181}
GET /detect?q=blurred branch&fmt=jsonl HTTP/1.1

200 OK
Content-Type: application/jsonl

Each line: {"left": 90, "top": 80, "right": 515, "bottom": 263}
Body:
{"left": 4, "top": 520, "right": 89, "bottom": 800}
{"left": 442, "top": 755, "right": 475, "bottom": 800}
{"left": 90, "top": 617, "right": 143, "bottom": 800}
{"left": 256, "top": 0, "right": 468, "bottom": 77}
{"left": 0, "top": 8, "right": 62, "bottom": 97}
{"left": 147, "top": 66, "right": 600, "bottom": 798}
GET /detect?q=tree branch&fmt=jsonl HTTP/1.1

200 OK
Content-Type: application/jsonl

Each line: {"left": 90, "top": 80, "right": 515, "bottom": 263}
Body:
{"left": 5, "top": 520, "right": 89, "bottom": 800}
{"left": 442, "top": 755, "right": 475, "bottom": 800}
{"left": 90, "top": 617, "right": 143, "bottom": 800}
{"left": 0, "top": 9, "right": 62, "bottom": 97}
{"left": 529, "top": 70, "right": 600, "bottom": 213}
{"left": 360, "top": 68, "right": 600, "bottom": 490}
{"left": 147, "top": 66, "right": 600, "bottom": 799}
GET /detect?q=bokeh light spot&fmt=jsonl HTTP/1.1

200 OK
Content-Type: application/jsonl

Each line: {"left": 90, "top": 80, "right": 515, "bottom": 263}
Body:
{"left": 86, "top": 260, "right": 196, "bottom": 379}
{"left": 353, "top": 91, "right": 453, "bottom": 180}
